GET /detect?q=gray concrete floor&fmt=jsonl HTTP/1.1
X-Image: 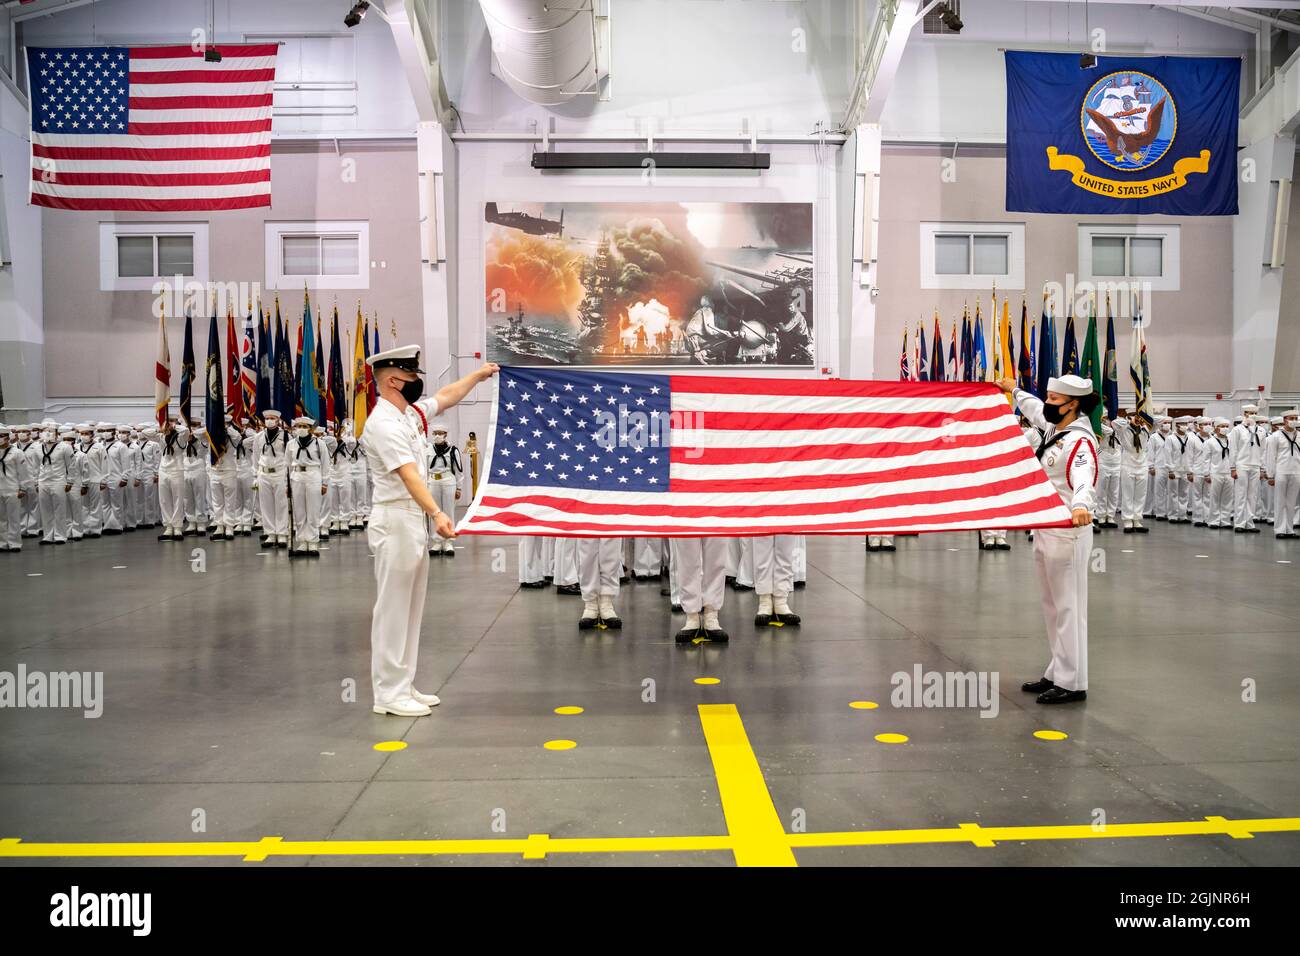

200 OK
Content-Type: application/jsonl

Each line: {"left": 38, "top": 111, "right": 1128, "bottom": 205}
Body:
{"left": 1, "top": 522, "right": 1297, "bottom": 867}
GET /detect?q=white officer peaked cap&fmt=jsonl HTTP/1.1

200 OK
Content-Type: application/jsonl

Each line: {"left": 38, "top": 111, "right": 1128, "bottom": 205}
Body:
{"left": 366, "top": 344, "right": 424, "bottom": 373}
{"left": 292, "top": 415, "right": 315, "bottom": 427}
{"left": 1046, "top": 374, "right": 1092, "bottom": 396}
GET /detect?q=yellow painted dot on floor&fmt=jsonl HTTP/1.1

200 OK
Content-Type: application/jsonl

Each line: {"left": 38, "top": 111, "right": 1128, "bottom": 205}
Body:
{"left": 373, "top": 740, "right": 407, "bottom": 752}
{"left": 875, "top": 733, "right": 909, "bottom": 744}
{"left": 694, "top": 677, "right": 721, "bottom": 685}
{"left": 1033, "top": 730, "right": 1069, "bottom": 741}
{"left": 544, "top": 739, "right": 577, "bottom": 750}
{"left": 554, "top": 706, "right": 584, "bottom": 715}
{"left": 849, "top": 700, "right": 879, "bottom": 710}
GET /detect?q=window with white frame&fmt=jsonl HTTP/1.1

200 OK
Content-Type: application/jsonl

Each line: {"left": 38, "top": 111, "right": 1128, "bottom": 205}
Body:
{"left": 265, "top": 221, "right": 369, "bottom": 290}
{"left": 920, "top": 222, "right": 1025, "bottom": 290}
{"left": 1077, "top": 225, "right": 1179, "bottom": 291}
{"left": 98, "top": 222, "right": 209, "bottom": 291}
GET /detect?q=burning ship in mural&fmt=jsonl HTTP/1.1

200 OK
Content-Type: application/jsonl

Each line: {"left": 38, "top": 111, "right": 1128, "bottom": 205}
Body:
{"left": 484, "top": 202, "right": 814, "bottom": 368}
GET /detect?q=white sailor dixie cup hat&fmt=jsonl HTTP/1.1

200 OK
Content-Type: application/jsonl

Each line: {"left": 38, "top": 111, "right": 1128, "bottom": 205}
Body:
{"left": 1045, "top": 374, "right": 1093, "bottom": 396}
{"left": 292, "top": 415, "right": 315, "bottom": 427}
{"left": 366, "top": 344, "right": 424, "bottom": 373}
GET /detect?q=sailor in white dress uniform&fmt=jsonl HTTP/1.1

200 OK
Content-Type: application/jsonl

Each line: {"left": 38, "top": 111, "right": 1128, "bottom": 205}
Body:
{"left": 362, "top": 345, "right": 497, "bottom": 717}
{"left": 1002, "top": 373, "right": 1098, "bottom": 705}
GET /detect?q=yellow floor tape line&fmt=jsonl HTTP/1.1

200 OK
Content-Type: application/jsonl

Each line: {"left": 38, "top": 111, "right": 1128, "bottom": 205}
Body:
{"left": 2, "top": 704, "right": 1298, "bottom": 865}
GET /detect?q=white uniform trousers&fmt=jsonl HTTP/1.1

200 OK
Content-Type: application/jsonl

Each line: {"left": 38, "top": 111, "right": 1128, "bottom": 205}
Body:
{"left": 258, "top": 470, "right": 289, "bottom": 537}
{"left": 182, "top": 473, "right": 206, "bottom": 525}
{"left": 1097, "top": 468, "right": 1120, "bottom": 521}
{"left": 1190, "top": 476, "right": 1207, "bottom": 524}
{"left": 38, "top": 483, "right": 68, "bottom": 543}
{"left": 426, "top": 477, "right": 458, "bottom": 553}
{"left": 209, "top": 470, "right": 239, "bottom": 531}
{"left": 1032, "top": 525, "right": 1090, "bottom": 692}
{"left": 552, "top": 537, "right": 580, "bottom": 586}
{"left": 80, "top": 486, "right": 102, "bottom": 535}
{"left": 1274, "top": 474, "right": 1300, "bottom": 535}
{"left": 519, "top": 536, "right": 548, "bottom": 584}
{"left": 1260, "top": 478, "right": 1274, "bottom": 521}
{"left": 128, "top": 479, "right": 146, "bottom": 527}
{"left": 101, "top": 484, "right": 125, "bottom": 532}
{"left": 752, "top": 535, "right": 796, "bottom": 596}
{"left": 577, "top": 537, "right": 623, "bottom": 600}
{"left": 1206, "top": 475, "right": 1233, "bottom": 527}
{"left": 158, "top": 473, "right": 186, "bottom": 532}
{"left": 368, "top": 502, "right": 430, "bottom": 706}
{"left": 66, "top": 488, "right": 84, "bottom": 539}
{"left": 1119, "top": 469, "right": 1148, "bottom": 523}
{"left": 793, "top": 535, "right": 807, "bottom": 584}
{"left": 0, "top": 493, "right": 22, "bottom": 549}
{"left": 1233, "top": 470, "right": 1260, "bottom": 529}
{"left": 146, "top": 477, "right": 161, "bottom": 524}
{"left": 733, "top": 537, "right": 755, "bottom": 587}
{"left": 632, "top": 538, "right": 664, "bottom": 577}
{"left": 238, "top": 475, "right": 256, "bottom": 526}
{"left": 542, "top": 536, "right": 556, "bottom": 575}
{"left": 351, "top": 474, "right": 368, "bottom": 522}
{"left": 1169, "top": 474, "right": 1190, "bottom": 520}
{"left": 20, "top": 483, "right": 39, "bottom": 535}
{"left": 671, "top": 537, "right": 727, "bottom": 614}
{"left": 330, "top": 478, "right": 353, "bottom": 528}
{"left": 290, "top": 467, "right": 323, "bottom": 545}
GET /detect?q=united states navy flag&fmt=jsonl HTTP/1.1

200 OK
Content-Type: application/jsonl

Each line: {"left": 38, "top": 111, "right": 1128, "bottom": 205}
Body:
{"left": 1006, "top": 52, "right": 1239, "bottom": 216}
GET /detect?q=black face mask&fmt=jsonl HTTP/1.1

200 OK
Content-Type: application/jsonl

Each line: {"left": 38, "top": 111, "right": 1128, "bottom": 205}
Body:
{"left": 1043, "top": 400, "right": 1074, "bottom": 425}
{"left": 399, "top": 377, "right": 424, "bottom": 404}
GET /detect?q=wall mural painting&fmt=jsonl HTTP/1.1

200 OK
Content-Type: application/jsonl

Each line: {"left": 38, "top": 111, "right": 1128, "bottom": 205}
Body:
{"left": 483, "top": 202, "right": 814, "bottom": 368}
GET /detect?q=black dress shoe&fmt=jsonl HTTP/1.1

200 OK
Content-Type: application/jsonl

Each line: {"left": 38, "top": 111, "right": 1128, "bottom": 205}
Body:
{"left": 519, "top": 580, "right": 547, "bottom": 589}
{"left": 1122, "top": 526, "right": 1134, "bottom": 534}
{"left": 1246, "top": 527, "right": 1261, "bottom": 534}
{"left": 775, "top": 611, "right": 801, "bottom": 626}
{"left": 444, "top": 548, "right": 455, "bottom": 558}
{"left": 755, "top": 612, "right": 773, "bottom": 627}
{"left": 671, "top": 603, "right": 683, "bottom": 613}
{"left": 732, "top": 582, "right": 754, "bottom": 592}
{"left": 578, "top": 615, "right": 599, "bottom": 630}
{"left": 556, "top": 582, "right": 581, "bottom": 596}
{"left": 1037, "top": 687, "right": 1087, "bottom": 705}
{"left": 1134, "top": 525, "right": 1149, "bottom": 533}
{"left": 994, "top": 542, "right": 1009, "bottom": 551}
{"left": 675, "top": 625, "right": 701, "bottom": 644}
{"left": 793, "top": 581, "right": 806, "bottom": 590}
{"left": 865, "top": 543, "right": 879, "bottom": 552}
{"left": 600, "top": 614, "right": 622, "bottom": 629}
{"left": 725, "top": 575, "right": 737, "bottom": 588}
{"left": 428, "top": 548, "right": 442, "bottom": 557}
{"left": 882, "top": 543, "right": 897, "bottom": 552}
{"left": 703, "top": 626, "right": 729, "bottom": 643}
{"left": 1021, "top": 678, "right": 1054, "bottom": 693}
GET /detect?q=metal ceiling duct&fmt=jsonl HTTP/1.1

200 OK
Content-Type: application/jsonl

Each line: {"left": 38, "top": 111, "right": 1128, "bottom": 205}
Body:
{"left": 478, "top": 0, "right": 600, "bottom": 106}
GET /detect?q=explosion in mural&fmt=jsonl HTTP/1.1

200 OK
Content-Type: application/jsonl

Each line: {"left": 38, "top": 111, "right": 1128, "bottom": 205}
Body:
{"left": 483, "top": 202, "right": 814, "bottom": 368}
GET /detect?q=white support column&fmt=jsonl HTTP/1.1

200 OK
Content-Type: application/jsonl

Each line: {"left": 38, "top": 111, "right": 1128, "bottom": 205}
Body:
{"left": 847, "top": 124, "right": 882, "bottom": 380}
{"left": 416, "top": 121, "right": 459, "bottom": 435}
{"left": 0, "top": 76, "right": 43, "bottom": 423}
{"left": 1231, "top": 133, "right": 1296, "bottom": 406}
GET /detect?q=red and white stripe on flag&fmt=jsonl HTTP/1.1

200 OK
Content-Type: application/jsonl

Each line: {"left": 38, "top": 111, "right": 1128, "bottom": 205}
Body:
{"left": 28, "top": 44, "right": 276, "bottom": 212}
{"left": 458, "top": 370, "right": 1074, "bottom": 537}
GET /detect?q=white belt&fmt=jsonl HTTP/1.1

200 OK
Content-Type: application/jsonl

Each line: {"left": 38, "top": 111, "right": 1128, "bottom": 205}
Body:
{"left": 372, "top": 499, "right": 423, "bottom": 515}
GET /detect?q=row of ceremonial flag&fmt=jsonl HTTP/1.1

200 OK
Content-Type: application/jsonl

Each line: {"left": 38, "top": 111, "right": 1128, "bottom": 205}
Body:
{"left": 154, "top": 291, "right": 390, "bottom": 462}
{"left": 899, "top": 286, "right": 1153, "bottom": 434}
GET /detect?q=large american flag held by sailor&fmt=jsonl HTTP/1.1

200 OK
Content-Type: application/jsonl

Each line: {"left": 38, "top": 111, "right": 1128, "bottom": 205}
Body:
{"left": 27, "top": 44, "right": 276, "bottom": 211}
{"left": 457, "top": 368, "right": 1074, "bottom": 537}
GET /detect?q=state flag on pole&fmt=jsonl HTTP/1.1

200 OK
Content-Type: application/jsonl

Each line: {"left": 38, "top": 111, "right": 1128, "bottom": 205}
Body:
{"left": 352, "top": 305, "right": 368, "bottom": 435}
{"left": 154, "top": 307, "right": 170, "bottom": 426}
{"left": 458, "top": 368, "right": 1074, "bottom": 537}
{"left": 179, "top": 306, "right": 195, "bottom": 424}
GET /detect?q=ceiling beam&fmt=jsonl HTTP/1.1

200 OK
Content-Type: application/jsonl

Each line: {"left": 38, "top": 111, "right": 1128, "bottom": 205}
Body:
{"left": 381, "top": 0, "right": 452, "bottom": 126}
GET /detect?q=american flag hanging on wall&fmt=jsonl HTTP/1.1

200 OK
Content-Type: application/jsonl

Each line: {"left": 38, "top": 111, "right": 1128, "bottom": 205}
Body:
{"left": 458, "top": 368, "right": 1074, "bottom": 537}
{"left": 27, "top": 44, "right": 276, "bottom": 211}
